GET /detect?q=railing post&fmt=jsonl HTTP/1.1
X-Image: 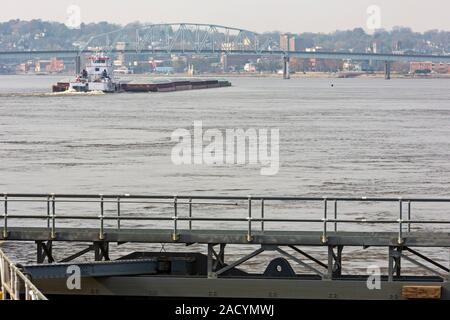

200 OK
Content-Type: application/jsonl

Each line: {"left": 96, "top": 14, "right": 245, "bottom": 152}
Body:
{"left": 3, "top": 194, "right": 7, "bottom": 239}
{"left": 407, "top": 200, "right": 411, "bottom": 233}
{"left": 117, "top": 197, "right": 121, "bottom": 231}
{"left": 334, "top": 200, "right": 338, "bottom": 232}
{"left": 46, "top": 195, "right": 50, "bottom": 229}
{"left": 14, "top": 267, "right": 20, "bottom": 300}
{"left": 51, "top": 194, "right": 56, "bottom": 239}
{"left": 261, "top": 198, "right": 265, "bottom": 232}
{"left": 188, "top": 198, "right": 192, "bottom": 231}
{"left": 0, "top": 255, "right": 6, "bottom": 299}
{"left": 99, "top": 195, "right": 105, "bottom": 240}
{"left": 12, "top": 265, "right": 19, "bottom": 300}
{"left": 322, "top": 198, "right": 328, "bottom": 243}
{"left": 247, "top": 196, "right": 253, "bottom": 242}
{"left": 398, "top": 199, "right": 403, "bottom": 244}
{"left": 24, "top": 282, "right": 30, "bottom": 300}
{"left": 9, "top": 267, "right": 14, "bottom": 299}
{"left": 172, "top": 195, "right": 179, "bottom": 241}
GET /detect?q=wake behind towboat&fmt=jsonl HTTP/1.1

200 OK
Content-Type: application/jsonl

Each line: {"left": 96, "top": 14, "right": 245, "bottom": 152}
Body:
{"left": 52, "top": 54, "right": 231, "bottom": 94}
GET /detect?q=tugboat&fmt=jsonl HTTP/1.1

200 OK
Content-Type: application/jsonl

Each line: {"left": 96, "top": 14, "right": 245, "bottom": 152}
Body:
{"left": 53, "top": 54, "right": 118, "bottom": 93}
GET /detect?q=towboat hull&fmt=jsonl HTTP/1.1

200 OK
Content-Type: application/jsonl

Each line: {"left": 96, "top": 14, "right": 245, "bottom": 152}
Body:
{"left": 69, "top": 80, "right": 117, "bottom": 93}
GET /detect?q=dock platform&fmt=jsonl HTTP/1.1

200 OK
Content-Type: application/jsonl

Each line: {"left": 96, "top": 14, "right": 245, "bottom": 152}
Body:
{"left": 1, "top": 194, "right": 450, "bottom": 300}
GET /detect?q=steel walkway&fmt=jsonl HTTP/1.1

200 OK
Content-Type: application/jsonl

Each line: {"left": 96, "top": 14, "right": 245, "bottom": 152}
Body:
{"left": 1, "top": 193, "right": 450, "bottom": 300}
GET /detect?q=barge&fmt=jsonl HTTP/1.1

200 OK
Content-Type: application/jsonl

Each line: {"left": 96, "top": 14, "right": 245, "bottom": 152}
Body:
{"left": 52, "top": 54, "right": 231, "bottom": 93}
{"left": 120, "top": 79, "right": 231, "bottom": 93}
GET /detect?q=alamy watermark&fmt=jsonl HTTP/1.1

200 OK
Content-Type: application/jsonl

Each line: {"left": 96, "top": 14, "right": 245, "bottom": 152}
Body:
{"left": 366, "top": 265, "right": 381, "bottom": 290}
{"left": 171, "top": 121, "right": 280, "bottom": 175}
{"left": 65, "top": 5, "right": 82, "bottom": 29}
{"left": 366, "top": 5, "right": 382, "bottom": 32}
{"left": 66, "top": 265, "right": 81, "bottom": 290}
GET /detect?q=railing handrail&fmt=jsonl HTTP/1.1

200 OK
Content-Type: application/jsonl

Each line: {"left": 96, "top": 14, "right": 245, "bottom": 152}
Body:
{"left": 0, "top": 248, "right": 47, "bottom": 300}
{"left": 2, "top": 193, "right": 450, "bottom": 202}
{"left": 2, "top": 193, "right": 450, "bottom": 245}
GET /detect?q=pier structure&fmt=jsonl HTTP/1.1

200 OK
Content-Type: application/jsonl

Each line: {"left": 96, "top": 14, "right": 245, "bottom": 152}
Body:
{"left": 283, "top": 55, "right": 290, "bottom": 80}
{"left": 1, "top": 194, "right": 450, "bottom": 300}
{"left": 385, "top": 61, "right": 391, "bottom": 80}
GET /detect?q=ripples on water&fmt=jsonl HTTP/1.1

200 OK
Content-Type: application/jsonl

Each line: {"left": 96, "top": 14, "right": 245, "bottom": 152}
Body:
{"left": 0, "top": 75, "right": 450, "bottom": 274}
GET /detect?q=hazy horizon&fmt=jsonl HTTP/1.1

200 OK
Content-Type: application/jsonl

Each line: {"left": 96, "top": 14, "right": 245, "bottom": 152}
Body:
{"left": 0, "top": 0, "right": 449, "bottom": 34}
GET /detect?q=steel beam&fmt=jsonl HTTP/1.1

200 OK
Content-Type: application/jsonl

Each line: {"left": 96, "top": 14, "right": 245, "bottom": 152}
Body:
{"left": 93, "top": 242, "right": 110, "bottom": 261}
{"left": 276, "top": 247, "right": 324, "bottom": 277}
{"left": 399, "top": 252, "right": 446, "bottom": 280}
{"left": 288, "top": 246, "right": 328, "bottom": 269}
{"left": 5, "top": 228, "right": 450, "bottom": 247}
{"left": 60, "top": 245, "right": 94, "bottom": 263}
{"left": 388, "top": 246, "right": 402, "bottom": 281}
{"left": 214, "top": 247, "right": 265, "bottom": 277}
{"left": 327, "top": 245, "right": 343, "bottom": 280}
{"left": 24, "top": 259, "right": 159, "bottom": 279}
{"left": 32, "top": 276, "right": 450, "bottom": 300}
{"left": 404, "top": 247, "right": 450, "bottom": 273}
{"left": 36, "top": 241, "right": 54, "bottom": 264}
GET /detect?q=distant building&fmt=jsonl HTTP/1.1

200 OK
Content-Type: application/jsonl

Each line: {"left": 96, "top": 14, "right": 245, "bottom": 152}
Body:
{"left": 154, "top": 66, "right": 174, "bottom": 74}
{"left": 34, "top": 60, "right": 51, "bottom": 73}
{"left": 432, "top": 62, "right": 450, "bottom": 74}
{"left": 129, "top": 60, "right": 153, "bottom": 73}
{"left": 280, "top": 34, "right": 301, "bottom": 52}
{"left": 34, "top": 58, "right": 64, "bottom": 73}
{"left": 114, "top": 42, "right": 127, "bottom": 67}
{"left": 0, "top": 64, "right": 14, "bottom": 74}
{"left": 48, "top": 58, "right": 65, "bottom": 73}
{"left": 409, "top": 61, "right": 450, "bottom": 74}
{"left": 303, "top": 47, "right": 324, "bottom": 71}
{"left": 221, "top": 54, "right": 261, "bottom": 71}
{"left": 343, "top": 60, "right": 362, "bottom": 72}
{"left": 244, "top": 62, "right": 257, "bottom": 73}
{"left": 16, "top": 63, "right": 29, "bottom": 74}
{"left": 410, "top": 61, "right": 433, "bottom": 74}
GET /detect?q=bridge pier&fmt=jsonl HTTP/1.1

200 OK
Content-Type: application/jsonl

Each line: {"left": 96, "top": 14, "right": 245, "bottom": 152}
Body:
{"left": 283, "top": 56, "right": 290, "bottom": 80}
{"left": 385, "top": 61, "right": 391, "bottom": 80}
{"left": 75, "top": 55, "right": 81, "bottom": 75}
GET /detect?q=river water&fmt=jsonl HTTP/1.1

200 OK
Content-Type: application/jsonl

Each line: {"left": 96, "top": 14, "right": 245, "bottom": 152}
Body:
{"left": 1, "top": 75, "right": 450, "bottom": 274}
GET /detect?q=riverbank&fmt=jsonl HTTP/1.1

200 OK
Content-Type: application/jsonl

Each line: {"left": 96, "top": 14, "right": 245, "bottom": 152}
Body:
{"left": 144, "top": 72, "right": 450, "bottom": 80}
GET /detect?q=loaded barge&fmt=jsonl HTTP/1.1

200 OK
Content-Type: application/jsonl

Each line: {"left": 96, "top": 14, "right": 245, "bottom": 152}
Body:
{"left": 120, "top": 78, "right": 230, "bottom": 93}
{"left": 52, "top": 54, "right": 231, "bottom": 93}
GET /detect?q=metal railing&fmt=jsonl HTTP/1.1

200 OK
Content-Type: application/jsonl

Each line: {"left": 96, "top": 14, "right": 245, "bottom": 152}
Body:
{"left": 0, "top": 248, "right": 47, "bottom": 300}
{"left": 2, "top": 193, "right": 450, "bottom": 245}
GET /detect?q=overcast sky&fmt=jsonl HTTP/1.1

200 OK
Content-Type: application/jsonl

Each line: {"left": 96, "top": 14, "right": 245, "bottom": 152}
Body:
{"left": 0, "top": 0, "right": 448, "bottom": 33}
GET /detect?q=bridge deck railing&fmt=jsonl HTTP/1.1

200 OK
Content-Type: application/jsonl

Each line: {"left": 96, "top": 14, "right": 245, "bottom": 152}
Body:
{"left": 2, "top": 194, "right": 450, "bottom": 244}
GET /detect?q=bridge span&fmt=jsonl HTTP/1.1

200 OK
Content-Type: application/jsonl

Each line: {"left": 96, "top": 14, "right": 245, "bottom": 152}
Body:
{"left": 2, "top": 49, "right": 449, "bottom": 80}
{"left": 1, "top": 48, "right": 449, "bottom": 63}
{"left": 1, "top": 22, "right": 450, "bottom": 79}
